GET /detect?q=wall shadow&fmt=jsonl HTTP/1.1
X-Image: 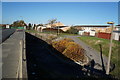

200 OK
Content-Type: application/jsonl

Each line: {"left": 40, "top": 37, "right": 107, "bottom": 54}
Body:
{"left": 99, "top": 44, "right": 115, "bottom": 73}
{"left": 99, "top": 44, "right": 106, "bottom": 73}
{"left": 25, "top": 32, "right": 116, "bottom": 80}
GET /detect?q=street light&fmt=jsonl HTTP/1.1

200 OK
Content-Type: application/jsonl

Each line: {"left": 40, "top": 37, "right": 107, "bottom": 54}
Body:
{"left": 106, "top": 21, "right": 114, "bottom": 75}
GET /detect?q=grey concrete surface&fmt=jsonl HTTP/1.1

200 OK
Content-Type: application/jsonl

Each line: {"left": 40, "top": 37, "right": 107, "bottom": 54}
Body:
{"left": 2, "top": 30, "right": 26, "bottom": 79}
{"left": 0, "top": 44, "right": 2, "bottom": 80}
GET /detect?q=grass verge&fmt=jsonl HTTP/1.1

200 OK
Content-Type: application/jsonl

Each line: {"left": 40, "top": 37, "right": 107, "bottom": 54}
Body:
{"left": 78, "top": 36, "right": 120, "bottom": 78}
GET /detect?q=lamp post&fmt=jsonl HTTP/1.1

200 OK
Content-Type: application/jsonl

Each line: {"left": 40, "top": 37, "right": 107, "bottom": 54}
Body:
{"left": 106, "top": 21, "right": 114, "bottom": 75}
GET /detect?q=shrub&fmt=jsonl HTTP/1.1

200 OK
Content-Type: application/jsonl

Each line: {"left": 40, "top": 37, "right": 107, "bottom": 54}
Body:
{"left": 63, "top": 44, "right": 85, "bottom": 62}
{"left": 66, "top": 27, "right": 78, "bottom": 34}
{"left": 52, "top": 38, "right": 85, "bottom": 62}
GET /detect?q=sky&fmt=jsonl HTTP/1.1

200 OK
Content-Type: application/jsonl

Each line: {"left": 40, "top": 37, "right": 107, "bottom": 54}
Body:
{"left": 2, "top": 0, "right": 120, "bottom": 2}
{"left": 0, "top": 2, "right": 2, "bottom": 24}
{"left": 2, "top": 2, "right": 119, "bottom": 25}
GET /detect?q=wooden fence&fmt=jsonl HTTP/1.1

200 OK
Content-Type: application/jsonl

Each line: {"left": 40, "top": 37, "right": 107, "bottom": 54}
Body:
{"left": 96, "top": 32, "right": 111, "bottom": 39}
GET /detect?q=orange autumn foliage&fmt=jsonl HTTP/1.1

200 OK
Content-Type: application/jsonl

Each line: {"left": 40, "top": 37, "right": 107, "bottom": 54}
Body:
{"left": 52, "top": 38, "right": 85, "bottom": 62}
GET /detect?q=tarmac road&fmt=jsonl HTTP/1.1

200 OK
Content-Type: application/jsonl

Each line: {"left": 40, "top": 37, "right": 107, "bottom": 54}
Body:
{"left": 0, "top": 29, "right": 15, "bottom": 43}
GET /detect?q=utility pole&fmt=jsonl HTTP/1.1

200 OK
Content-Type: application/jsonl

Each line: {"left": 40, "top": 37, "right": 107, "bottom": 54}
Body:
{"left": 106, "top": 22, "right": 114, "bottom": 75}
{"left": 57, "top": 26, "right": 60, "bottom": 35}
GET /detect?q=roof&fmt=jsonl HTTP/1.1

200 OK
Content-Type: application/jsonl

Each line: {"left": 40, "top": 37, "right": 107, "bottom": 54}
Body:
{"left": 116, "top": 24, "right": 120, "bottom": 26}
{"left": 53, "top": 26, "right": 69, "bottom": 29}
{"left": 51, "top": 22, "right": 65, "bottom": 27}
{"left": 74, "top": 25, "right": 109, "bottom": 27}
{"left": 115, "top": 25, "right": 120, "bottom": 27}
{"left": 113, "top": 31, "right": 120, "bottom": 33}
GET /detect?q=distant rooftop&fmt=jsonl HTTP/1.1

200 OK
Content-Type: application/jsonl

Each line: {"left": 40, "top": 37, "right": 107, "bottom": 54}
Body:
{"left": 75, "top": 23, "right": 119, "bottom": 26}
{"left": 53, "top": 26, "right": 68, "bottom": 29}
{"left": 74, "top": 24, "right": 109, "bottom": 27}
{"left": 113, "top": 31, "right": 120, "bottom": 33}
{"left": 116, "top": 24, "right": 120, "bottom": 26}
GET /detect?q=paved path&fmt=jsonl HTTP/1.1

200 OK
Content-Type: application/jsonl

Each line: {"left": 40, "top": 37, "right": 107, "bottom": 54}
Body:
{"left": 64, "top": 35, "right": 108, "bottom": 70}
{"left": 2, "top": 31, "right": 25, "bottom": 79}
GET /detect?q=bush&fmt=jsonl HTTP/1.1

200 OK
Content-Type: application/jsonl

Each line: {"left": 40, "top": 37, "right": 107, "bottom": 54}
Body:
{"left": 66, "top": 27, "right": 78, "bottom": 34}
{"left": 52, "top": 38, "right": 85, "bottom": 62}
{"left": 52, "top": 38, "right": 73, "bottom": 52}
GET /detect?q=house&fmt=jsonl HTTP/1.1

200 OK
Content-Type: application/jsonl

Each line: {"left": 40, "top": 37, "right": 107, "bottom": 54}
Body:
{"left": 97, "top": 32, "right": 111, "bottom": 39}
{"left": 75, "top": 25, "right": 110, "bottom": 32}
{"left": 60, "top": 26, "right": 71, "bottom": 32}
{"left": 37, "top": 25, "right": 46, "bottom": 32}
{"left": 113, "top": 31, "right": 120, "bottom": 41}
{"left": 89, "top": 30, "right": 96, "bottom": 36}
{"left": 46, "top": 22, "right": 65, "bottom": 28}
{"left": 42, "top": 28, "right": 64, "bottom": 33}
{"left": 46, "top": 24, "right": 51, "bottom": 28}
{"left": 114, "top": 25, "right": 120, "bottom": 31}
{"left": 75, "top": 25, "right": 109, "bottom": 36}
{"left": 51, "top": 22, "right": 65, "bottom": 27}
{"left": 6, "top": 24, "right": 10, "bottom": 28}
{"left": 0, "top": 24, "right": 10, "bottom": 29}
{"left": 96, "top": 25, "right": 120, "bottom": 39}
{"left": 78, "top": 30, "right": 84, "bottom": 35}
{"left": 53, "top": 26, "right": 71, "bottom": 32}
{"left": 78, "top": 30, "right": 95, "bottom": 36}
{"left": 39, "top": 22, "right": 68, "bottom": 32}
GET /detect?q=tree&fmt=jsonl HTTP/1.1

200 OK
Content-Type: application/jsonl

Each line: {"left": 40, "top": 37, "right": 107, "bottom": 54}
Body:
{"left": 27, "top": 23, "right": 32, "bottom": 30}
{"left": 48, "top": 18, "right": 57, "bottom": 27}
{"left": 11, "top": 20, "right": 26, "bottom": 28}
{"left": 37, "top": 24, "right": 43, "bottom": 26}
{"left": 66, "top": 27, "right": 78, "bottom": 34}
{"left": 33, "top": 24, "right": 37, "bottom": 30}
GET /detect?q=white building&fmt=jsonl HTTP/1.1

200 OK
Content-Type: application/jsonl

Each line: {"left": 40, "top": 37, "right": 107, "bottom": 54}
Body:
{"left": 46, "top": 24, "right": 51, "bottom": 28}
{"left": 113, "top": 31, "right": 120, "bottom": 41}
{"left": 115, "top": 25, "right": 120, "bottom": 31}
{"left": 37, "top": 26, "right": 46, "bottom": 32}
{"left": 78, "top": 30, "right": 96, "bottom": 36}
{"left": 78, "top": 30, "right": 84, "bottom": 35}
{"left": 89, "top": 30, "right": 96, "bottom": 36}
{"left": 75, "top": 25, "right": 109, "bottom": 33}
{"left": 6, "top": 24, "right": 10, "bottom": 28}
{"left": 59, "top": 26, "right": 71, "bottom": 32}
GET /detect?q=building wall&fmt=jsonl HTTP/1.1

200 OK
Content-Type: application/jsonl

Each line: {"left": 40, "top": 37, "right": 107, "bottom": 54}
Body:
{"left": 60, "top": 26, "right": 71, "bottom": 32}
{"left": 83, "top": 32, "right": 90, "bottom": 36}
{"left": 78, "top": 31, "right": 84, "bottom": 35}
{"left": 81, "top": 27, "right": 111, "bottom": 33}
{"left": 97, "top": 32, "right": 111, "bottom": 39}
{"left": 113, "top": 32, "right": 120, "bottom": 41}
{"left": 90, "top": 31, "right": 96, "bottom": 36}
{"left": 115, "top": 26, "right": 120, "bottom": 31}
{"left": 43, "top": 28, "right": 64, "bottom": 33}
{"left": 6, "top": 25, "right": 10, "bottom": 28}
